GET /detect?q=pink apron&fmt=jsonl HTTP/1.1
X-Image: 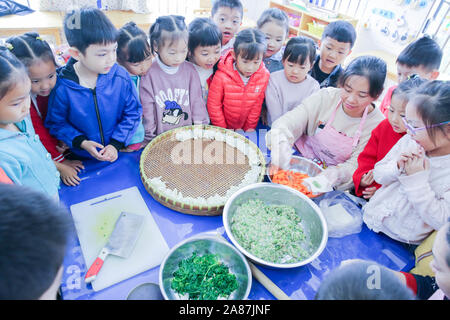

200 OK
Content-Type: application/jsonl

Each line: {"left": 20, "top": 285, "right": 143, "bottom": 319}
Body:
{"left": 294, "top": 100, "right": 370, "bottom": 168}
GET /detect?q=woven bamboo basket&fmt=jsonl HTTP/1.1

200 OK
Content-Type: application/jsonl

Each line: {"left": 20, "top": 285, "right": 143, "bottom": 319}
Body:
{"left": 140, "top": 125, "right": 266, "bottom": 216}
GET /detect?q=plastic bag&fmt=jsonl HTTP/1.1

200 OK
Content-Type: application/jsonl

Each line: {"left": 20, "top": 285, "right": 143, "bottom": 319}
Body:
{"left": 318, "top": 191, "right": 364, "bottom": 238}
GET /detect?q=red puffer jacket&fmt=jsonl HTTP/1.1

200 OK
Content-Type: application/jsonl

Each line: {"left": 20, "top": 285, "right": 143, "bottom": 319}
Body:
{"left": 207, "top": 50, "right": 270, "bottom": 131}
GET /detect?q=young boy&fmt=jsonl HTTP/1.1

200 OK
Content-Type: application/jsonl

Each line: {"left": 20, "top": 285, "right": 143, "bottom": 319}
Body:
{"left": 45, "top": 7, "right": 142, "bottom": 162}
{"left": 0, "top": 184, "right": 72, "bottom": 299}
{"left": 379, "top": 36, "right": 443, "bottom": 117}
{"left": 310, "top": 20, "right": 356, "bottom": 88}
{"left": 211, "top": 0, "right": 243, "bottom": 56}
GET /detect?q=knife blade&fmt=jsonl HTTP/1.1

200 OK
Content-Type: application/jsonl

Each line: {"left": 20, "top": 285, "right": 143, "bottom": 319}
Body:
{"left": 85, "top": 211, "right": 144, "bottom": 283}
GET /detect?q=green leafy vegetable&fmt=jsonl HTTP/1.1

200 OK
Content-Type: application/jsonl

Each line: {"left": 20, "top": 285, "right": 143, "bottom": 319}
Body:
{"left": 171, "top": 251, "right": 239, "bottom": 300}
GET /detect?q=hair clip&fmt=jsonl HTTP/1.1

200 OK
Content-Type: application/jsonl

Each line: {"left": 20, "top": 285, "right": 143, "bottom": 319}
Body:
{"left": 5, "top": 43, "right": 13, "bottom": 50}
{"left": 36, "top": 36, "right": 43, "bottom": 41}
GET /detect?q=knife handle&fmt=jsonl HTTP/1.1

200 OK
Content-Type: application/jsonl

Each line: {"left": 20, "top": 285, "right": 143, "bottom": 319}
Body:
{"left": 85, "top": 248, "right": 109, "bottom": 283}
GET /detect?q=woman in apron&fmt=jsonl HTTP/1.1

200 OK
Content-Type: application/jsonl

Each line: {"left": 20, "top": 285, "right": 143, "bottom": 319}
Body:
{"left": 267, "top": 56, "right": 387, "bottom": 190}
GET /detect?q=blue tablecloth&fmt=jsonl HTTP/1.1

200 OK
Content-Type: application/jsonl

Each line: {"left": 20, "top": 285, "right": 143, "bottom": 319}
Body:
{"left": 59, "top": 128, "right": 415, "bottom": 300}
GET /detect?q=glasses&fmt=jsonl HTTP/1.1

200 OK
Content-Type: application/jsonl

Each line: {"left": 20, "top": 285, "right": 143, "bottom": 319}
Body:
{"left": 402, "top": 118, "right": 450, "bottom": 136}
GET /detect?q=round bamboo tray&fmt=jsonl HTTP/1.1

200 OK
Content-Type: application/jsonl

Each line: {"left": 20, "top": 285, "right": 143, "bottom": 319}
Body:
{"left": 140, "top": 125, "right": 266, "bottom": 216}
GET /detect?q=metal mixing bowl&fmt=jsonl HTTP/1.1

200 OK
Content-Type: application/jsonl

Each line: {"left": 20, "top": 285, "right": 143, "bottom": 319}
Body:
{"left": 159, "top": 235, "right": 252, "bottom": 300}
{"left": 267, "top": 155, "right": 325, "bottom": 198}
{"left": 223, "top": 182, "right": 328, "bottom": 269}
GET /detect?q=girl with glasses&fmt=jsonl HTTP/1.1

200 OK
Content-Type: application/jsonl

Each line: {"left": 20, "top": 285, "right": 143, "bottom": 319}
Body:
{"left": 363, "top": 80, "right": 450, "bottom": 245}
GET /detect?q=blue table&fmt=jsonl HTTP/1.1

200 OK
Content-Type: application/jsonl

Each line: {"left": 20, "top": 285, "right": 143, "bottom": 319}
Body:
{"left": 59, "top": 129, "right": 415, "bottom": 300}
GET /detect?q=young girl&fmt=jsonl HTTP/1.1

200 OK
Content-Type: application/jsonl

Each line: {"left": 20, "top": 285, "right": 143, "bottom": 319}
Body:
{"left": 363, "top": 80, "right": 450, "bottom": 244}
{"left": 117, "top": 21, "right": 151, "bottom": 151}
{"left": 0, "top": 47, "right": 60, "bottom": 199}
{"left": 188, "top": 17, "right": 222, "bottom": 104}
{"left": 353, "top": 75, "right": 426, "bottom": 199}
{"left": 267, "top": 56, "right": 386, "bottom": 190}
{"left": 6, "top": 33, "right": 84, "bottom": 187}
{"left": 265, "top": 36, "right": 320, "bottom": 126}
{"left": 140, "top": 15, "right": 209, "bottom": 145}
{"left": 257, "top": 7, "right": 289, "bottom": 74}
{"left": 207, "top": 28, "right": 270, "bottom": 131}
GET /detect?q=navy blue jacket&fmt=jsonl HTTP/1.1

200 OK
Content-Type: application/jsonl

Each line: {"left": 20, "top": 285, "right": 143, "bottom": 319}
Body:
{"left": 45, "top": 58, "right": 142, "bottom": 159}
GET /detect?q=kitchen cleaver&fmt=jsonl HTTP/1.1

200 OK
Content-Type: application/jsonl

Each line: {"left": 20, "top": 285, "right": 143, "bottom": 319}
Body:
{"left": 85, "top": 211, "right": 144, "bottom": 283}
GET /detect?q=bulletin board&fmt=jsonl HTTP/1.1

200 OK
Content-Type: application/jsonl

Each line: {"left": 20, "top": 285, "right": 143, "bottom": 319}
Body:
{"left": 352, "top": 0, "right": 437, "bottom": 58}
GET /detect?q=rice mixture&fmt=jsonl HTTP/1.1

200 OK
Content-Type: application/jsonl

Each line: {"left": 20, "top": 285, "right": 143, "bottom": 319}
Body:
{"left": 230, "top": 199, "right": 311, "bottom": 264}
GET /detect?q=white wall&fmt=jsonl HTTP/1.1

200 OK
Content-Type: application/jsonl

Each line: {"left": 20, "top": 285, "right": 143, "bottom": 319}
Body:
{"left": 241, "top": 0, "right": 270, "bottom": 22}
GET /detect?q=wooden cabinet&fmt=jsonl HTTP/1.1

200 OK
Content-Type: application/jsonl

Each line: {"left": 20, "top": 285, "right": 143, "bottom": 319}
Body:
{"left": 0, "top": 10, "right": 153, "bottom": 46}
{"left": 269, "top": 1, "right": 358, "bottom": 42}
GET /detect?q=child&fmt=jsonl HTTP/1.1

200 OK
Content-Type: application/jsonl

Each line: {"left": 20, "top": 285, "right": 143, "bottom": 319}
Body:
{"left": 45, "top": 7, "right": 142, "bottom": 162}
{"left": 429, "top": 220, "right": 450, "bottom": 299}
{"left": 0, "top": 184, "right": 71, "bottom": 299}
{"left": 363, "top": 80, "right": 450, "bottom": 244}
{"left": 140, "top": 15, "right": 209, "bottom": 145}
{"left": 379, "top": 36, "right": 443, "bottom": 117}
{"left": 353, "top": 75, "right": 426, "bottom": 199}
{"left": 0, "top": 47, "right": 60, "bottom": 199}
{"left": 117, "top": 21, "right": 151, "bottom": 151}
{"left": 267, "top": 56, "right": 386, "bottom": 191}
{"left": 187, "top": 17, "right": 222, "bottom": 103}
{"left": 207, "top": 28, "right": 270, "bottom": 131}
{"left": 265, "top": 36, "right": 320, "bottom": 126}
{"left": 310, "top": 20, "right": 356, "bottom": 88}
{"left": 257, "top": 7, "right": 289, "bottom": 73}
{"left": 211, "top": 0, "right": 243, "bottom": 56}
{"left": 6, "top": 32, "right": 85, "bottom": 187}
{"left": 396, "top": 220, "right": 450, "bottom": 300}
{"left": 314, "top": 260, "right": 415, "bottom": 300}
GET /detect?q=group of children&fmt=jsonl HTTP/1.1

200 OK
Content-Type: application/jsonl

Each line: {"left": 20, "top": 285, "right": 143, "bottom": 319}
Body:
{"left": 0, "top": 0, "right": 449, "bottom": 300}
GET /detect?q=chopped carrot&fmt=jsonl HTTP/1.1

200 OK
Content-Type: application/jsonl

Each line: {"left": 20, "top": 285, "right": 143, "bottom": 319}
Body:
{"left": 271, "top": 169, "right": 314, "bottom": 197}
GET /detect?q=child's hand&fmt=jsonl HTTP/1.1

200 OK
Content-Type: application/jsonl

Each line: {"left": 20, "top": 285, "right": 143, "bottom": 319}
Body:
{"left": 56, "top": 140, "right": 69, "bottom": 154}
{"left": 99, "top": 144, "right": 118, "bottom": 162}
{"left": 362, "top": 186, "right": 377, "bottom": 199}
{"left": 360, "top": 170, "right": 374, "bottom": 187}
{"left": 260, "top": 107, "right": 268, "bottom": 126}
{"left": 56, "top": 160, "right": 84, "bottom": 186}
{"left": 81, "top": 140, "right": 105, "bottom": 161}
{"left": 65, "top": 159, "right": 84, "bottom": 172}
{"left": 404, "top": 154, "right": 429, "bottom": 176}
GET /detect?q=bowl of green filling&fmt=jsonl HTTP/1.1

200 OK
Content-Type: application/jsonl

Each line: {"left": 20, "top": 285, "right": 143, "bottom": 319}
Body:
{"left": 223, "top": 182, "right": 328, "bottom": 268}
{"left": 159, "top": 235, "right": 252, "bottom": 300}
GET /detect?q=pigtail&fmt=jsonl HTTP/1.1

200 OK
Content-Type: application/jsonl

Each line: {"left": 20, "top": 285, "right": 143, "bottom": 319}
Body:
{"left": 150, "top": 15, "right": 188, "bottom": 55}
{"left": 0, "top": 47, "right": 28, "bottom": 100}
{"left": 6, "top": 32, "right": 56, "bottom": 68}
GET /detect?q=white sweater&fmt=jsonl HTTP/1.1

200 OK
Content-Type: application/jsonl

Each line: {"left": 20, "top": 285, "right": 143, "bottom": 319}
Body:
{"left": 363, "top": 134, "right": 450, "bottom": 244}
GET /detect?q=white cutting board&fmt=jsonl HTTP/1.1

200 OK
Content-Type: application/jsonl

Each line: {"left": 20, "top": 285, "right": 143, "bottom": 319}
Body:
{"left": 70, "top": 186, "right": 169, "bottom": 292}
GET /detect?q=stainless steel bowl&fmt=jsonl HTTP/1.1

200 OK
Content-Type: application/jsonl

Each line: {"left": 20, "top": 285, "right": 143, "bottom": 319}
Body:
{"left": 267, "top": 155, "right": 324, "bottom": 198}
{"left": 223, "top": 182, "right": 328, "bottom": 269}
{"left": 267, "top": 155, "right": 324, "bottom": 180}
{"left": 159, "top": 235, "right": 252, "bottom": 300}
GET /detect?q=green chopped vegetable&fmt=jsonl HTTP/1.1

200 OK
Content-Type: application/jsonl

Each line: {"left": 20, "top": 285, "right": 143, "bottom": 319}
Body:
{"left": 231, "top": 199, "right": 311, "bottom": 264}
{"left": 171, "top": 251, "right": 239, "bottom": 300}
